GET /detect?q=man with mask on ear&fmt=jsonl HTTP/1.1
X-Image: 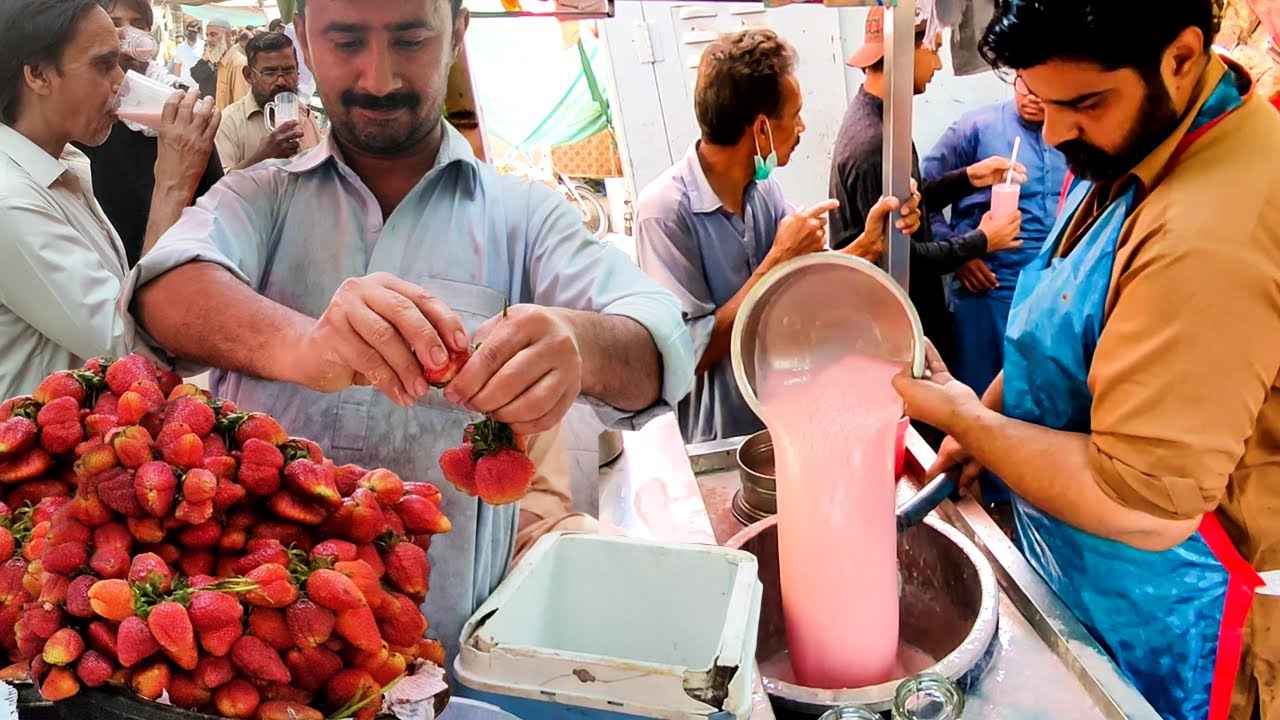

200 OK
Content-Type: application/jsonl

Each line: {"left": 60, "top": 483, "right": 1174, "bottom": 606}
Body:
{"left": 636, "top": 28, "right": 922, "bottom": 444}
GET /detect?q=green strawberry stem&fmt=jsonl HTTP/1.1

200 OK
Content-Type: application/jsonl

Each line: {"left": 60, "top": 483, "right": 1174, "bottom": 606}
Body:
{"left": 327, "top": 672, "right": 406, "bottom": 720}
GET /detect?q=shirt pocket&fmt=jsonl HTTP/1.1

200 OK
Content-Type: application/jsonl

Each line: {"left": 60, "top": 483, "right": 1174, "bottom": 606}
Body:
{"left": 329, "top": 278, "right": 507, "bottom": 452}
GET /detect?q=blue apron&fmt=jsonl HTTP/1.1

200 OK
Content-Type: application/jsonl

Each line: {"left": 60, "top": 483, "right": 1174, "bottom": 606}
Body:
{"left": 1002, "top": 71, "right": 1263, "bottom": 720}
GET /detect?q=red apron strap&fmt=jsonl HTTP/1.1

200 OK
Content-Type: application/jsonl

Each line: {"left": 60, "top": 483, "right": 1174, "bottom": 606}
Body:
{"left": 1057, "top": 171, "right": 1074, "bottom": 218}
{"left": 1198, "top": 512, "right": 1264, "bottom": 720}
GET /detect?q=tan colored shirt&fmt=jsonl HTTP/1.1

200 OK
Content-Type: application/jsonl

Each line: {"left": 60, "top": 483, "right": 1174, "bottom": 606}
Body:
{"left": 1075, "top": 58, "right": 1280, "bottom": 717}
{"left": 214, "top": 91, "right": 322, "bottom": 172}
{"left": 0, "top": 124, "right": 132, "bottom": 399}
{"left": 215, "top": 47, "right": 250, "bottom": 111}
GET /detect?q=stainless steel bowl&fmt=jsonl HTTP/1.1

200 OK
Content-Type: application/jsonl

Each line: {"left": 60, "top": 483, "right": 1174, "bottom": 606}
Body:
{"left": 736, "top": 430, "right": 777, "bottom": 516}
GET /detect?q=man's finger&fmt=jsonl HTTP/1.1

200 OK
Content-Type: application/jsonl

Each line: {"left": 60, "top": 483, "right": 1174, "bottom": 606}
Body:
{"left": 801, "top": 199, "right": 840, "bottom": 219}
{"left": 344, "top": 302, "right": 425, "bottom": 400}
{"left": 446, "top": 320, "right": 525, "bottom": 406}
{"left": 175, "top": 88, "right": 198, "bottom": 125}
{"left": 507, "top": 385, "right": 577, "bottom": 437}
{"left": 380, "top": 275, "right": 471, "bottom": 354}
{"left": 362, "top": 283, "right": 448, "bottom": 376}
{"left": 325, "top": 315, "right": 411, "bottom": 405}
{"left": 161, "top": 91, "right": 185, "bottom": 126}
{"left": 487, "top": 366, "right": 563, "bottom": 425}
{"left": 466, "top": 346, "right": 556, "bottom": 416}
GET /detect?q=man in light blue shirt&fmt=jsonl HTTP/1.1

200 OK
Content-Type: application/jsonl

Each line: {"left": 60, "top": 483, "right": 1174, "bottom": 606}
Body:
{"left": 637, "top": 29, "right": 915, "bottom": 444}
{"left": 125, "top": 0, "right": 693, "bottom": 660}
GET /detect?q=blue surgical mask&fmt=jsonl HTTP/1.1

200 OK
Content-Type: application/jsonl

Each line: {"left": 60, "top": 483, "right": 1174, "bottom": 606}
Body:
{"left": 753, "top": 119, "right": 778, "bottom": 182}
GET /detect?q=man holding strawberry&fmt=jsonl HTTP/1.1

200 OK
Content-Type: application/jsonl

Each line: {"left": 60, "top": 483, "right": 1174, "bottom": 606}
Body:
{"left": 125, "top": 0, "right": 694, "bottom": 660}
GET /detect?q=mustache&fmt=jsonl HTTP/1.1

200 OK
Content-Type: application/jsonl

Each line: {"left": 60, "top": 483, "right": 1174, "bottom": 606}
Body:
{"left": 341, "top": 90, "right": 421, "bottom": 112}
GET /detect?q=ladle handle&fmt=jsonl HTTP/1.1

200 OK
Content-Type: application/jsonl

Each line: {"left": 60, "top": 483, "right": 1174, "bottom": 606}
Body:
{"left": 896, "top": 470, "right": 960, "bottom": 533}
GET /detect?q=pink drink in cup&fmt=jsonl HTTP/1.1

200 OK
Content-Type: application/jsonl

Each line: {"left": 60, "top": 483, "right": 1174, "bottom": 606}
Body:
{"left": 113, "top": 70, "right": 180, "bottom": 130}
{"left": 759, "top": 354, "right": 906, "bottom": 689}
{"left": 990, "top": 182, "right": 1021, "bottom": 221}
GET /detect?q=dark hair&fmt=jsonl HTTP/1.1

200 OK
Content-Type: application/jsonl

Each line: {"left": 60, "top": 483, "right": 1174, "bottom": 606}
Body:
{"left": 0, "top": 0, "right": 101, "bottom": 125}
{"left": 296, "top": 0, "right": 466, "bottom": 18}
{"left": 245, "top": 31, "right": 296, "bottom": 68}
{"left": 268, "top": 18, "right": 284, "bottom": 31}
{"left": 99, "top": 0, "right": 151, "bottom": 27}
{"left": 981, "top": 0, "right": 1221, "bottom": 77}
{"left": 865, "top": 28, "right": 932, "bottom": 74}
{"left": 695, "top": 29, "right": 796, "bottom": 146}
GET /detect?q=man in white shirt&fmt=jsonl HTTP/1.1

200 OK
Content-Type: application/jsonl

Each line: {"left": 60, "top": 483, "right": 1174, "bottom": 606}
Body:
{"left": 173, "top": 17, "right": 204, "bottom": 91}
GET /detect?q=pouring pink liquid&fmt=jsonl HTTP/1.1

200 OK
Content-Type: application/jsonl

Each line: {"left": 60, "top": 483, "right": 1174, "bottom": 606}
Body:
{"left": 758, "top": 354, "right": 905, "bottom": 689}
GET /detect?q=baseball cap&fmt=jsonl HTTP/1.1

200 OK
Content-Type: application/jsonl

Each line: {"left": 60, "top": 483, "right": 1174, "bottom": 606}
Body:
{"left": 846, "top": 6, "right": 930, "bottom": 69}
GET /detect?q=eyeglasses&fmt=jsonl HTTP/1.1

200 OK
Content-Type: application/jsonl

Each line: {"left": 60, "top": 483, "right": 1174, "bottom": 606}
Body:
{"left": 1013, "top": 76, "right": 1032, "bottom": 97}
{"left": 251, "top": 67, "right": 299, "bottom": 81}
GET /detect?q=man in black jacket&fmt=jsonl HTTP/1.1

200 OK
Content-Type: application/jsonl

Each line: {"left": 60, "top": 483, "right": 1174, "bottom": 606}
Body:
{"left": 830, "top": 7, "right": 1023, "bottom": 364}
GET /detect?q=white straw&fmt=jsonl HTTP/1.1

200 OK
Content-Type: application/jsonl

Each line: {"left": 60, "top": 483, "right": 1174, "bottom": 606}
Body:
{"left": 1004, "top": 136, "right": 1022, "bottom": 186}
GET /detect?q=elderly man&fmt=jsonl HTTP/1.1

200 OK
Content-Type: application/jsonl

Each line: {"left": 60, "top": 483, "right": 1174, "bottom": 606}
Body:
{"left": 126, "top": 0, "right": 693, "bottom": 660}
{"left": 215, "top": 31, "right": 321, "bottom": 172}
{"left": 199, "top": 17, "right": 249, "bottom": 109}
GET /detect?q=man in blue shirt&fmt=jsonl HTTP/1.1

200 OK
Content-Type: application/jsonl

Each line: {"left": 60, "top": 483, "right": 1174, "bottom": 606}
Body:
{"left": 922, "top": 87, "right": 1067, "bottom": 502}
{"left": 636, "top": 29, "right": 920, "bottom": 444}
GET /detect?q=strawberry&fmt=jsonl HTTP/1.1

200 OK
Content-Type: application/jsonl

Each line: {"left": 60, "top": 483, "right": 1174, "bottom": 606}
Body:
{"left": 103, "top": 355, "right": 153, "bottom": 394}
{"left": 285, "top": 599, "right": 334, "bottom": 649}
{"left": 174, "top": 499, "right": 214, "bottom": 526}
{"left": 74, "top": 442, "right": 118, "bottom": 479}
{"left": 384, "top": 541, "right": 429, "bottom": 601}
{"left": 194, "top": 654, "right": 235, "bottom": 689}
{"left": 426, "top": 347, "right": 469, "bottom": 388}
{"left": 354, "top": 544, "right": 385, "bottom": 578}
{"left": 310, "top": 539, "right": 358, "bottom": 564}
{"left": 167, "top": 396, "right": 216, "bottom": 437}
{"left": 403, "top": 482, "right": 444, "bottom": 505}
{"left": 214, "top": 679, "right": 261, "bottom": 719}
{"left": 475, "top": 449, "right": 536, "bottom": 505}
{"left": 368, "top": 651, "right": 407, "bottom": 687}
{"left": 134, "top": 461, "right": 177, "bottom": 517}
{"left": 34, "top": 370, "right": 94, "bottom": 405}
{"left": 128, "top": 380, "right": 166, "bottom": 411}
{"left": 233, "top": 414, "right": 288, "bottom": 447}
{"left": 231, "top": 635, "right": 291, "bottom": 683}
{"left": 250, "top": 521, "right": 313, "bottom": 551}
{"left": 214, "top": 476, "right": 248, "bottom": 512}
{"left": 333, "top": 464, "right": 367, "bottom": 498}
{"left": 42, "top": 627, "right": 85, "bottom": 665}
{"left": 110, "top": 425, "right": 154, "bottom": 468}
{"left": 94, "top": 522, "right": 132, "bottom": 552}
{"left": 256, "top": 700, "right": 324, "bottom": 720}
{"left": 397, "top": 493, "right": 452, "bottom": 534}
{"left": 167, "top": 383, "right": 204, "bottom": 401}
{"left": 357, "top": 468, "right": 404, "bottom": 506}
{"left": 39, "top": 666, "right": 79, "bottom": 701}
{"left": 334, "top": 607, "right": 382, "bottom": 654}
{"left": 128, "top": 553, "right": 175, "bottom": 593}
{"left": 68, "top": 490, "right": 113, "bottom": 528}
{"left": 88, "top": 544, "right": 130, "bottom": 579}
{"left": 65, "top": 575, "right": 97, "bottom": 618}
{"left": 117, "top": 615, "right": 160, "bottom": 667}
{"left": 181, "top": 468, "right": 218, "bottom": 504}
{"left": 307, "top": 568, "right": 366, "bottom": 612}
{"left": 0, "top": 447, "right": 53, "bottom": 484}
{"left": 343, "top": 488, "right": 385, "bottom": 544}
{"left": 38, "top": 573, "right": 70, "bottom": 606}
{"left": 218, "top": 526, "right": 248, "bottom": 555}
{"left": 245, "top": 563, "right": 298, "bottom": 608}
{"left": 130, "top": 659, "right": 170, "bottom": 700}
{"left": 202, "top": 433, "right": 228, "bottom": 459}
{"left": 234, "top": 539, "right": 289, "bottom": 574}
{"left": 88, "top": 579, "right": 135, "bottom": 621}
{"left": 75, "top": 649, "right": 115, "bottom": 687}
{"left": 282, "top": 459, "right": 341, "bottom": 509}
{"left": 324, "top": 668, "right": 379, "bottom": 711}
{"left": 115, "top": 391, "right": 154, "bottom": 427}
{"left": 149, "top": 601, "right": 198, "bottom": 670}
{"left": 0, "top": 527, "right": 12, "bottom": 562}
{"left": 189, "top": 590, "right": 245, "bottom": 631}
{"left": 86, "top": 620, "right": 118, "bottom": 657}
{"left": 168, "top": 672, "right": 212, "bottom": 709}
{"left": 83, "top": 413, "right": 118, "bottom": 438}
{"left": 438, "top": 444, "right": 478, "bottom": 496}
{"left": 127, "top": 517, "right": 166, "bottom": 544}
{"left": 95, "top": 468, "right": 144, "bottom": 518}
{"left": 40, "top": 421, "right": 84, "bottom": 454}
{"left": 177, "top": 520, "right": 222, "bottom": 550}
{"left": 177, "top": 549, "right": 216, "bottom": 577}
{"left": 93, "top": 390, "right": 119, "bottom": 415}
{"left": 283, "top": 646, "right": 342, "bottom": 693}
{"left": 43, "top": 541, "right": 89, "bottom": 576}
{"left": 375, "top": 593, "right": 428, "bottom": 647}
{"left": 238, "top": 438, "right": 285, "bottom": 496}
{"left": 247, "top": 607, "right": 293, "bottom": 651}
{"left": 198, "top": 623, "right": 243, "bottom": 658}
{"left": 0, "top": 416, "right": 37, "bottom": 458}
{"left": 161, "top": 430, "right": 204, "bottom": 470}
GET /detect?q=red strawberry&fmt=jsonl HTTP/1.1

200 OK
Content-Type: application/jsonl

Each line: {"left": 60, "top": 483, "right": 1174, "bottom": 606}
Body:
{"left": 198, "top": 623, "right": 243, "bottom": 658}
{"left": 178, "top": 549, "right": 216, "bottom": 577}
{"left": 333, "top": 464, "right": 367, "bottom": 497}
{"left": 214, "top": 679, "right": 261, "bottom": 719}
{"left": 194, "top": 654, "right": 235, "bottom": 689}
{"left": 189, "top": 590, "right": 244, "bottom": 631}
{"left": 68, "top": 491, "right": 113, "bottom": 528}
{"left": 33, "top": 395, "right": 79, "bottom": 427}
{"left": 110, "top": 426, "right": 154, "bottom": 468}
{"left": 128, "top": 553, "right": 175, "bottom": 593}
{"left": 167, "top": 396, "right": 216, "bottom": 437}
{"left": 75, "top": 649, "right": 115, "bottom": 687}
{"left": 426, "top": 347, "right": 469, "bottom": 388}
{"left": 238, "top": 439, "right": 285, "bottom": 496}
{"left": 44, "top": 541, "right": 89, "bottom": 575}
{"left": 245, "top": 563, "right": 298, "bottom": 608}
{"left": 354, "top": 544, "right": 385, "bottom": 578}
{"left": 181, "top": 467, "right": 218, "bottom": 503}
{"left": 40, "top": 421, "right": 84, "bottom": 455}
{"left": 62, "top": 575, "right": 95, "bottom": 619}
{"left": 384, "top": 541, "right": 429, "bottom": 601}
{"left": 88, "top": 579, "right": 135, "bottom": 621}
{"left": 0, "top": 527, "right": 12, "bottom": 561}
{"left": 95, "top": 468, "right": 144, "bottom": 517}
{"left": 257, "top": 700, "right": 324, "bottom": 720}
{"left": 73, "top": 442, "right": 118, "bottom": 479}
{"left": 167, "top": 383, "right": 204, "bottom": 401}
{"left": 247, "top": 607, "right": 293, "bottom": 652}
{"left": 332, "top": 560, "right": 385, "bottom": 611}
{"left": 117, "top": 615, "right": 160, "bottom": 667}
{"left": 234, "top": 414, "right": 288, "bottom": 447}
{"left": 233, "top": 539, "right": 289, "bottom": 574}
{"left": 174, "top": 499, "right": 214, "bottom": 526}
{"left": 343, "top": 488, "right": 386, "bottom": 544}
{"left": 130, "top": 659, "right": 170, "bottom": 700}
{"left": 161, "top": 431, "right": 204, "bottom": 470}
{"left": 250, "top": 521, "right": 313, "bottom": 551}
{"left": 397, "top": 493, "right": 452, "bottom": 534}
{"left": 168, "top": 672, "right": 212, "bottom": 709}
{"left": 231, "top": 635, "right": 291, "bottom": 683}
{"left": 213, "top": 477, "right": 248, "bottom": 513}
{"left": 310, "top": 539, "right": 358, "bottom": 564}
{"left": 105, "top": 355, "right": 154, "bottom": 395}
{"left": 128, "top": 380, "right": 165, "bottom": 411}
{"left": 475, "top": 449, "right": 536, "bottom": 505}
{"left": 43, "top": 627, "right": 85, "bottom": 665}
{"left": 38, "top": 573, "right": 70, "bottom": 606}
{"left": 285, "top": 599, "right": 334, "bottom": 649}
{"left": 86, "top": 620, "right": 118, "bottom": 657}
{"left": 0, "top": 416, "right": 37, "bottom": 458}
{"left": 267, "top": 492, "right": 327, "bottom": 526}
{"left": 83, "top": 413, "right": 118, "bottom": 438}
{"left": 39, "top": 666, "right": 79, "bottom": 701}
{"left": 134, "top": 461, "right": 177, "bottom": 517}
{"left": 356, "top": 468, "right": 403, "bottom": 506}
{"left": 202, "top": 433, "right": 228, "bottom": 459}
{"left": 438, "top": 444, "right": 478, "bottom": 496}
{"left": 149, "top": 601, "right": 198, "bottom": 670}
{"left": 0, "top": 447, "right": 53, "bottom": 484}
{"left": 33, "top": 370, "right": 94, "bottom": 404}
{"left": 88, "top": 544, "right": 130, "bottom": 579}
{"left": 94, "top": 522, "right": 132, "bottom": 551}
{"left": 335, "top": 605, "right": 382, "bottom": 654}
{"left": 218, "top": 526, "right": 247, "bottom": 554}
{"left": 306, "top": 568, "right": 366, "bottom": 611}
{"left": 283, "top": 646, "right": 342, "bottom": 693}
{"left": 115, "top": 391, "right": 154, "bottom": 427}
{"left": 283, "top": 459, "right": 340, "bottom": 508}
{"left": 177, "top": 520, "right": 221, "bottom": 550}
{"left": 324, "top": 668, "right": 379, "bottom": 710}
{"left": 403, "top": 481, "right": 444, "bottom": 505}
{"left": 375, "top": 593, "right": 428, "bottom": 647}
{"left": 127, "top": 517, "right": 165, "bottom": 544}
{"left": 93, "top": 390, "right": 119, "bottom": 415}
{"left": 156, "top": 368, "right": 182, "bottom": 397}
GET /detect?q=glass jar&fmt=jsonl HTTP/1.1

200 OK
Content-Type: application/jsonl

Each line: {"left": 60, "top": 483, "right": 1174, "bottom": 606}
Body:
{"left": 892, "top": 672, "right": 965, "bottom": 720}
{"left": 819, "top": 706, "right": 882, "bottom": 720}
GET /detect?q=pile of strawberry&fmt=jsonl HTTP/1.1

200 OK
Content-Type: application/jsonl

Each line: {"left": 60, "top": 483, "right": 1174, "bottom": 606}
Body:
{"left": 0, "top": 355, "right": 452, "bottom": 720}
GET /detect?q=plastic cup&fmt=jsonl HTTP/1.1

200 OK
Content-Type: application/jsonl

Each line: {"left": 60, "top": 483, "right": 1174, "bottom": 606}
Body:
{"left": 113, "top": 69, "right": 180, "bottom": 129}
{"left": 120, "top": 26, "right": 159, "bottom": 62}
{"left": 990, "top": 182, "right": 1021, "bottom": 221}
{"left": 264, "top": 92, "right": 300, "bottom": 131}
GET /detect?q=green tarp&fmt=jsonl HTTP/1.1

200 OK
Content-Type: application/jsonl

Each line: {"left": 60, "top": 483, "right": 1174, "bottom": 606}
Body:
{"left": 179, "top": 4, "right": 269, "bottom": 26}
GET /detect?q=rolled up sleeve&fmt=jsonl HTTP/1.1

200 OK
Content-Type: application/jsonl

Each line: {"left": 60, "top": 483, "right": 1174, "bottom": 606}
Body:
{"left": 523, "top": 184, "right": 695, "bottom": 428}
{"left": 1088, "top": 219, "right": 1280, "bottom": 520}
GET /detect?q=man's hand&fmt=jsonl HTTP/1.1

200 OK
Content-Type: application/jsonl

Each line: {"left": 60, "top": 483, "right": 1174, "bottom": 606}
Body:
{"left": 967, "top": 156, "right": 1027, "bottom": 188}
{"left": 254, "top": 120, "right": 305, "bottom": 162}
{"left": 445, "top": 305, "right": 583, "bottom": 437}
{"left": 842, "top": 181, "right": 921, "bottom": 262}
{"left": 892, "top": 340, "right": 984, "bottom": 436}
{"left": 289, "top": 273, "right": 470, "bottom": 405}
{"left": 154, "top": 89, "right": 220, "bottom": 191}
{"left": 955, "top": 259, "right": 998, "bottom": 293}
{"left": 978, "top": 210, "right": 1023, "bottom": 253}
{"left": 767, "top": 200, "right": 840, "bottom": 264}
{"left": 930, "top": 435, "right": 986, "bottom": 492}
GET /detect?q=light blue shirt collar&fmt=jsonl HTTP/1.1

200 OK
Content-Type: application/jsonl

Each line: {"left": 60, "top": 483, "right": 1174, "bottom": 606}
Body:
{"left": 677, "top": 142, "right": 726, "bottom": 215}
{"left": 283, "top": 121, "right": 482, "bottom": 195}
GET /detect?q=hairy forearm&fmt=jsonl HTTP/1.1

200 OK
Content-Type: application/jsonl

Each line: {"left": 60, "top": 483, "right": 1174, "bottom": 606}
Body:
{"left": 947, "top": 402, "right": 1199, "bottom": 551}
{"left": 562, "top": 310, "right": 663, "bottom": 412}
{"left": 134, "top": 262, "right": 312, "bottom": 384}
{"left": 142, "top": 179, "right": 199, "bottom": 258}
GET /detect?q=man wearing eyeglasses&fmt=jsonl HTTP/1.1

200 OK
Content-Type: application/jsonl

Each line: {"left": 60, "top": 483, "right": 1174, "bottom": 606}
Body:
{"left": 214, "top": 31, "right": 320, "bottom": 172}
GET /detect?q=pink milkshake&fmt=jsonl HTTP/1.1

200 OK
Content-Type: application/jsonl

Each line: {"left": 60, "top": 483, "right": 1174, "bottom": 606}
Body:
{"left": 758, "top": 354, "right": 906, "bottom": 689}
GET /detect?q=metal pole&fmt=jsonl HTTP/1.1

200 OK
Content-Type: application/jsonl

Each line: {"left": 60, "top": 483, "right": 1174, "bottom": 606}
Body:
{"left": 881, "top": 0, "right": 916, "bottom": 292}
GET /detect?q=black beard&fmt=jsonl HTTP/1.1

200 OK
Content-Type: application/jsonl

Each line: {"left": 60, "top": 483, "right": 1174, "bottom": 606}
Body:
{"left": 1055, "top": 81, "right": 1181, "bottom": 185}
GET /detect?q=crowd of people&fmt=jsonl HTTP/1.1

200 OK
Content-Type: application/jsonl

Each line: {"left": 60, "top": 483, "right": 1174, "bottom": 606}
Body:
{"left": 0, "top": 0, "right": 1277, "bottom": 718}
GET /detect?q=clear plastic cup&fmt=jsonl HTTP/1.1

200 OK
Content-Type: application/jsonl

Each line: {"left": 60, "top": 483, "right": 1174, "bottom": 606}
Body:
{"left": 120, "top": 26, "right": 159, "bottom": 62}
{"left": 990, "top": 182, "right": 1021, "bottom": 221}
{"left": 264, "top": 92, "right": 301, "bottom": 131}
{"left": 113, "top": 70, "right": 180, "bottom": 129}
